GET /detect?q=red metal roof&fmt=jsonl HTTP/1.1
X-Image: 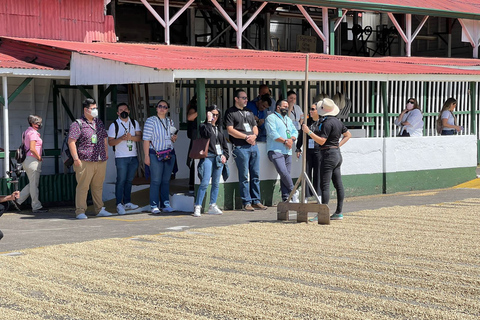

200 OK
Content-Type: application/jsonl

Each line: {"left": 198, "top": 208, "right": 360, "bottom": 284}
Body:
{"left": 277, "top": 0, "right": 480, "bottom": 19}
{"left": 0, "top": 52, "right": 55, "bottom": 70}
{"left": 1, "top": 37, "right": 480, "bottom": 78}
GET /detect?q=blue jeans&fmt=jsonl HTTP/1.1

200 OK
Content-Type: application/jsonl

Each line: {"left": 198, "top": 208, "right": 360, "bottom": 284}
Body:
{"left": 195, "top": 156, "right": 223, "bottom": 206}
{"left": 320, "top": 148, "right": 344, "bottom": 214}
{"left": 115, "top": 156, "right": 139, "bottom": 205}
{"left": 149, "top": 153, "right": 175, "bottom": 208}
{"left": 441, "top": 130, "right": 455, "bottom": 135}
{"left": 267, "top": 151, "right": 293, "bottom": 201}
{"left": 233, "top": 144, "right": 261, "bottom": 205}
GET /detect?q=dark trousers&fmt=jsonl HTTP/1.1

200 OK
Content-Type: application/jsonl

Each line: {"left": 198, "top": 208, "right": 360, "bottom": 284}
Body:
{"left": 305, "top": 150, "right": 322, "bottom": 198}
{"left": 267, "top": 151, "right": 294, "bottom": 201}
{"left": 320, "top": 148, "right": 344, "bottom": 214}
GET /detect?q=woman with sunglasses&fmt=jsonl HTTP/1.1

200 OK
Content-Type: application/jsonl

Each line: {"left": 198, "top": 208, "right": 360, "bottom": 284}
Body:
{"left": 296, "top": 103, "right": 323, "bottom": 202}
{"left": 143, "top": 100, "right": 178, "bottom": 214}
{"left": 16, "top": 115, "right": 48, "bottom": 213}
{"left": 394, "top": 98, "right": 424, "bottom": 137}
{"left": 193, "top": 105, "right": 230, "bottom": 217}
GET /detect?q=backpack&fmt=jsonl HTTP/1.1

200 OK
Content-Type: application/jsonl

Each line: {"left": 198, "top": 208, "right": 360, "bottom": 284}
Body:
{"left": 15, "top": 132, "right": 30, "bottom": 164}
{"left": 62, "top": 119, "right": 82, "bottom": 168}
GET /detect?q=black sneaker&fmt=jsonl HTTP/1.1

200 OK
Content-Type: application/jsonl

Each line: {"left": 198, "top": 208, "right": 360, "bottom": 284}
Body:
{"left": 32, "top": 208, "right": 49, "bottom": 213}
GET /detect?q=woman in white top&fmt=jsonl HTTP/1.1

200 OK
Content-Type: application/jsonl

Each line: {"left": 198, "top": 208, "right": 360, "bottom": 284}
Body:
{"left": 286, "top": 90, "right": 304, "bottom": 131}
{"left": 437, "top": 98, "right": 462, "bottom": 135}
{"left": 394, "top": 98, "right": 424, "bottom": 137}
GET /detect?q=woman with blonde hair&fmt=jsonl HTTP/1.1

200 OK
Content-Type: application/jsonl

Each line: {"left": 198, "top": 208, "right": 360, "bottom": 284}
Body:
{"left": 437, "top": 98, "right": 462, "bottom": 135}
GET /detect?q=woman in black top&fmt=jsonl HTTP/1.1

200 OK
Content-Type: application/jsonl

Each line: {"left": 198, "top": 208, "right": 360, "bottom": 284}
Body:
{"left": 194, "top": 105, "right": 230, "bottom": 217}
{"left": 302, "top": 98, "right": 351, "bottom": 220}
{"left": 296, "top": 103, "right": 323, "bottom": 201}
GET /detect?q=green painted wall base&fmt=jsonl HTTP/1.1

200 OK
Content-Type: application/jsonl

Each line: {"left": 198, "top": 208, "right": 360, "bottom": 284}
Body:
{"left": 196, "top": 167, "right": 477, "bottom": 210}
{"left": 1, "top": 173, "right": 77, "bottom": 205}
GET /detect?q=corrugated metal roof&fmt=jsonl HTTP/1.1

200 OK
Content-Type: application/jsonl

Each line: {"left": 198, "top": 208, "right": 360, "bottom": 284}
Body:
{"left": 273, "top": 0, "right": 480, "bottom": 19}
{"left": 0, "top": 52, "right": 55, "bottom": 70}
{"left": 2, "top": 37, "right": 480, "bottom": 84}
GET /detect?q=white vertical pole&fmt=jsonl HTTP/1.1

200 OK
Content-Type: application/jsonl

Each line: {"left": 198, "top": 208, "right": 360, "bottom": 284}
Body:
{"left": 237, "top": 0, "right": 243, "bottom": 49}
{"left": 165, "top": 0, "right": 170, "bottom": 45}
{"left": 322, "top": 7, "right": 329, "bottom": 54}
{"left": 3, "top": 76, "right": 9, "bottom": 175}
{"left": 406, "top": 14, "right": 412, "bottom": 57}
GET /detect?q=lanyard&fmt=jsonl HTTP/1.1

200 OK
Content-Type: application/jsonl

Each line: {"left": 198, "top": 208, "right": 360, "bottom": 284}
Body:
{"left": 275, "top": 113, "right": 289, "bottom": 128}
{"left": 85, "top": 119, "right": 97, "bottom": 133}
{"left": 120, "top": 119, "right": 131, "bottom": 134}
{"left": 156, "top": 116, "right": 170, "bottom": 136}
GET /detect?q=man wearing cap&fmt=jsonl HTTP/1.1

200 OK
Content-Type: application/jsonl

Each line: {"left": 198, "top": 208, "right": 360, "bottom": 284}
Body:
{"left": 302, "top": 98, "right": 351, "bottom": 220}
{"left": 265, "top": 99, "right": 299, "bottom": 203}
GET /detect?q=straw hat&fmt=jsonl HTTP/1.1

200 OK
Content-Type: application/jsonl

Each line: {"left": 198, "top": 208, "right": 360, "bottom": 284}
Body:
{"left": 317, "top": 98, "right": 340, "bottom": 116}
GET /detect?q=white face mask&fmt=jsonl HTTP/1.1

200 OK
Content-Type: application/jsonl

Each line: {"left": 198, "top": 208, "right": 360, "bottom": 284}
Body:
{"left": 90, "top": 108, "right": 99, "bottom": 118}
{"left": 406, "top": 102, "right": 414, "bottom": 111}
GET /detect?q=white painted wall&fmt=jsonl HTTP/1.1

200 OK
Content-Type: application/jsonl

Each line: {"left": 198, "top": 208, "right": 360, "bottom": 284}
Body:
{"left": 192, "top": 135, "right": 477, "bottom": 184}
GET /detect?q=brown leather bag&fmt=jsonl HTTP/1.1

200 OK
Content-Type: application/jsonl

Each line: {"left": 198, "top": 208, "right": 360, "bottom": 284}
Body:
{"left": 189, "top": 138, "right": 210, "bottom": 159}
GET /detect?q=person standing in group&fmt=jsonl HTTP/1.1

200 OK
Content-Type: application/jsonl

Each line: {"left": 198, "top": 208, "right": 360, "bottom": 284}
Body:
{"left": 108, "top": 103, "right": 142, "bottom": 215}
{"left": 143, "top": 100, "right": 178, "bottom": 214}
{"left": 68, "top": 98, "right": 112, "bottom": 219}
{"left": 265, "top": 99, "right": 299, "bottom": 203}
{"left": 246, "top": 93, "right": 271, "bottom": 142}
{"left": 225, "top": 89, "right": 267, "bottom": 211}
{"left": 17, "top": 115, "right": 48, "bottom": 213}
{"left": 394, "top": 98, "right": 424, "bottom": 137}
{"left": 193, "top": 105, "right": 230, "bottom": 217}
{"left": 302, "top": 98, "right": 351, "bottom": 220}
{"left": 286, "top": 90, "right": 304, "bottom": 131}
{"left": 296, "top": 103, "right": 323, "bottom": 202}
{"left": 437, "top": 97, "right": 462, "bottom": 135}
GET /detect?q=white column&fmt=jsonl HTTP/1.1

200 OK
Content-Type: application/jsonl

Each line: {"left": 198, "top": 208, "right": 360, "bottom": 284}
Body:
{"left": 322, "top": 7, "right": 329, "bottom": 54}
{"left": 2, "top": 76, "right": 9, "bottom": 174}
{"left": 236, "top": 0, "right": 243, "bottom": 49}
{"left": 164, "top": 0, "right": 170, "bottom": 45}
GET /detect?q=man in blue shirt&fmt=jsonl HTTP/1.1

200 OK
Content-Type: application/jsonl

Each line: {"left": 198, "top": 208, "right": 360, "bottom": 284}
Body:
{"left": 265, "top": 99, "right": 299, "bottom": 202}
{"left": 246, "top": 94, "right": 271, "bottom": 142}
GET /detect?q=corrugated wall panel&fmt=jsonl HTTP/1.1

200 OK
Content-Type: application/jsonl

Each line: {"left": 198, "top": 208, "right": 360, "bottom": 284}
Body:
{"left": 0, "top": 0, "right": 115, "bottom": 42}
{"left": 40, "top": 0, "right": 61, "bottom": 40}
{"left": 5, "top": 14, "right": 26, "bottom": 37}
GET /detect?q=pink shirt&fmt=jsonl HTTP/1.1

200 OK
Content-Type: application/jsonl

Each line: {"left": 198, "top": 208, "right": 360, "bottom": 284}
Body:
{"left": 24, "top": 126, "right": 42, "bottom": 158}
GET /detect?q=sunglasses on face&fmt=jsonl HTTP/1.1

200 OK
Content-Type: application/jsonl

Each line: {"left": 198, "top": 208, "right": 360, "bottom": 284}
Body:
{"left": 157, "top": 105, "right": 168, "bottom": 110}
{"left": 212, "top": 113, "right": 219, "bottom": 117}
{"left": 238, "top": 96, "right": 248, "bottom": 100}
{"left": 407, "top": 101, "right": 415, "bottom": 104}
{"left": 310, "top": 108, "right": 316, "bottom": 111}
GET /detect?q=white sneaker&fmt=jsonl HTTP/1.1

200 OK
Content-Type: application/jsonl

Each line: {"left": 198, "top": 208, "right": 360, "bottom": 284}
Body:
{"left": 124, "top": 203, "right": 139, "bottom": 210}
{"left": 193, "top": 205, "right": 202, "bottom": 217}
{"left": 162, "top": 201, "right": 174, "bottom": 213}
{"left": 151, "top": 207, "right": 161, "bottom": 214}
{"left": 96, "top": 207, "right": 113, "bottom": 217}
{"left": 117, "top": 204, "right": 126, "bottom": 215}
{"left": 290, "top": 190, "right": 299, "bottom": 203}
{"left": 207, "top": 204, "right": 223, "bottom": 215}
{"left": 76, "top": 213, "right": 88, "bottom": 219}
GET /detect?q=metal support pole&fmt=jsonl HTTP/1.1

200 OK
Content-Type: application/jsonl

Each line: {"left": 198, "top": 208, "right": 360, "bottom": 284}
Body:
{"left": 236, "top": 0, "right": 243, "bottom": 49}
{"left": 165, "top": 0, "right": 170, "bottom": 45}
{"left": 322, "top": 8, "right": 329, "bottom": 54}
{"left": 2, "top": 76, "right": 9, "bottom": 175}
{"left": 470, "top": 82, "right": 477, "bottom": 135}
